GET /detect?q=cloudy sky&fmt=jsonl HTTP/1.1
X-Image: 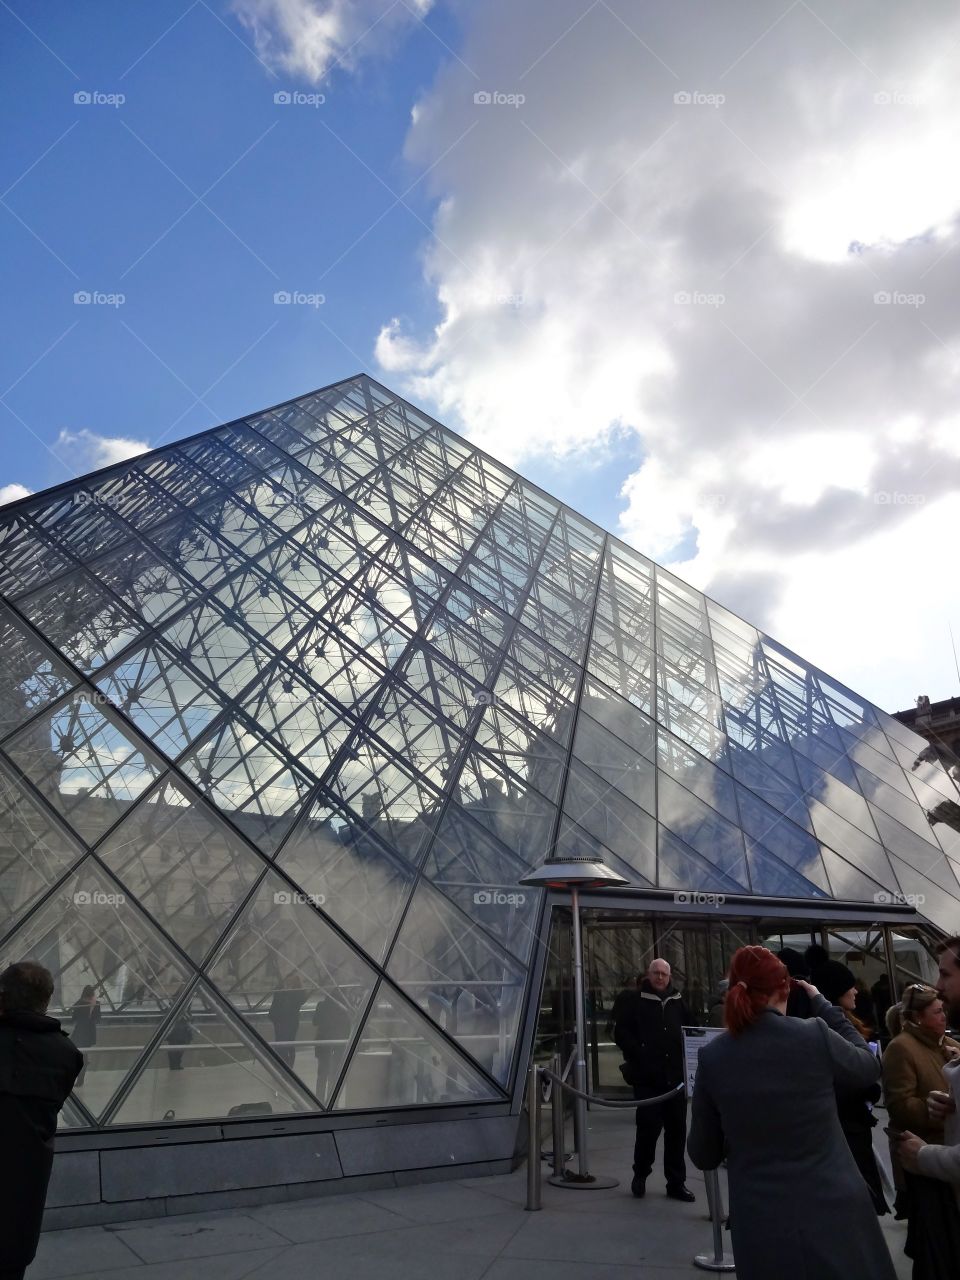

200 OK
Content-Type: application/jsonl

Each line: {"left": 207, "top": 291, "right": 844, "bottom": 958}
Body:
{"left": 2, "top": 0, "right": 959, "bottom": 714}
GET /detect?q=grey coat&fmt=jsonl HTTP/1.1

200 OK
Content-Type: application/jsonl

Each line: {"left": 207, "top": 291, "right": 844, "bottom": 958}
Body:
{"left": 688, "top": 994, "right": 897, "bottom": 1280}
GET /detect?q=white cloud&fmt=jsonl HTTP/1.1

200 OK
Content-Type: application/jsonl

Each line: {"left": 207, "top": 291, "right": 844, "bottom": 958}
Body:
{"left": 232, "top": 0, "right": 433, "bottom": 82}
{"left": 367, "top": 0, "right": 960, "bottom": 711}
{"left": 0, "top": 483, "right": 32, "bottom": 505}
{"left": 53, "top": 430, "right": 150, "bottom": 474}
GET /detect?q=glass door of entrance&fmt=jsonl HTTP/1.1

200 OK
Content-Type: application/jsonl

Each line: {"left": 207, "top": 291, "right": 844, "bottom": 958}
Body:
{"left": 580, "top": 911, "right": 756, "bottom": 1092}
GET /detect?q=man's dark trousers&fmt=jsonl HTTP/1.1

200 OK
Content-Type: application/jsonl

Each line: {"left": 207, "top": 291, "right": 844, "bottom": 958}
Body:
{"left": 632, "top": 1086, "right": 688, "bottom": 1187}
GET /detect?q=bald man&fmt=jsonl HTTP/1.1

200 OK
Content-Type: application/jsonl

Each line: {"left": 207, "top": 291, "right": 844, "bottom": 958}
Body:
{"left": 614, "top": 958, "right": 694, "bottom": 1201}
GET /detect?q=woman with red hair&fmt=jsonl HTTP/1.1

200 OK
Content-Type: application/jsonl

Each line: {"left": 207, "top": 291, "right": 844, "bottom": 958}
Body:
{"left": 688, "top": 945, "right": 896, "bottom": 1280}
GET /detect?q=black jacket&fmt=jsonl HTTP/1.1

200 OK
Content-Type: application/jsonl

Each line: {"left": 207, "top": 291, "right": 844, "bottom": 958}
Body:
{"left": 614, "top": 981, "right": 690, "bottom": 1091}
{"left": 0, "top": 1010, "right": 83, "bottom": 1268}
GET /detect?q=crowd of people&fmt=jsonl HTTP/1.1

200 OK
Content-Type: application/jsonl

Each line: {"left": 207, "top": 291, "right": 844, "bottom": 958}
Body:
{"left": 612, "top": 938, "right": 960, "bottom": 1280}
{"left": 4, "top": 941, "right": 960, "bottom": 1279}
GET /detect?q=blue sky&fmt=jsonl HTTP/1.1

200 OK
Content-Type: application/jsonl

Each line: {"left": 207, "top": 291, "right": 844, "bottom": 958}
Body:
{"left": 3, "top": 0, "right": 960, "bottom": 712}
{"left": 0, "top": 3, "right": 439, "bottom": 481}
{"left": 0, "top": 0, "right": 630, "bottom": 526}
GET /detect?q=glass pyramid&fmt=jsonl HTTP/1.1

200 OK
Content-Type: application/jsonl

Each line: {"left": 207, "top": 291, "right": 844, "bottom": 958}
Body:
{"left": 1, "top": 373, "right": 959, "bottom": 1130}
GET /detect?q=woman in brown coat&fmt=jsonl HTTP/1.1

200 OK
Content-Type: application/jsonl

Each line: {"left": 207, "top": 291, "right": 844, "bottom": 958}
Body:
{"left": 882, "top": 984, "right": 960, "bottom": 1278}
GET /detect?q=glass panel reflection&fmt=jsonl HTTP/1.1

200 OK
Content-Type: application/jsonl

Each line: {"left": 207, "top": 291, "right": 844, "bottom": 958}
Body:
{"left": 0, "top": 604, "right": 77, "bottom": 741}
{"left": 278, "top": 798, "right": 416, "bottom": 964}
{"left": 207, "top": 871, "right": 377, "bottom": 1106}
{"left": 334, "top": 983, "right": 500, "bottom": 1109}
{"left": 388, "top": 879, "right": 525, "bottom": 1084}
{"left": 657, "top": 774, "right": 749, "bottom": 889}
{"left": 97, "top": 777, "right": 267, "bottom": 962}
{"left": 0, "top": 761, "right": 84, "bottom": 939}
{"left": 109, "top": 981, "right": 316, "bottom": 1124}
{"left": 425, "top": 803, "right": 539, "bottom": 963}
{"left": 179, "top": 717, "right": 314, "bottom": 855}
{"left": 453, "top": 748, "right": 555, "bottom": 863}
{"left": 17, "top": 572, "right": 142, "bottom": 674}
{"left": 1, "top": 858, "right": 188, "bottom": 1121}
{"left": 0, "top": 515, "right": 73, "bottom": 598}
{"left": 4, "top": 692, "right": 162, "bottom": 842}
{"left": 94, "top": 642, "right": 227, "bottom": 760}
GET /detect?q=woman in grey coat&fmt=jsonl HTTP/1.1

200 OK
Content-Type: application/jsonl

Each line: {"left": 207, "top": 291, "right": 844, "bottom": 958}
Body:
{"left": 688, "top": 945, "right": 897, "bottom": 1280}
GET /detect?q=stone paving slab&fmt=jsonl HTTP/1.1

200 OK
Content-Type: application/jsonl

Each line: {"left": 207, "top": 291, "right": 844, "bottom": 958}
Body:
{"left": 244, "top": 1194, "right": 412, "bottom": 1243}
{"left": 106, "top": 1214, "right": 291, "bottom": 1264}
{"left": 34, "top": 1253, "right": 286, "bottom": 1280}
{"left": 27, "top": 1225, "right": 142, "bottom": 1279}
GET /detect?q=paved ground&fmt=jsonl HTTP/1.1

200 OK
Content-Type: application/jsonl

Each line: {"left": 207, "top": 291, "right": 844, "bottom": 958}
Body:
{"left": 32, "top": 1109, "right": 911, "bottom": 1279}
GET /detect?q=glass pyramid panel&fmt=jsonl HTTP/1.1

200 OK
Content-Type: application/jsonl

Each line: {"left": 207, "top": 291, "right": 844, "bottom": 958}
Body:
{"left": 0, "top": 857, "right": 189, "bottom": 1120}
{"left": 561, "top": 758, "right": 658, "bottom": 883}
{"left": 16, "top": 571, "right": 143, "bottom": 675}
{"left": 0, "top": 759, "right": 85, "bottom": 939}
{"left": 237, "top": 660, "right": 355, "bottom": 785}
{"left": 0, "top": 602, "right": 78, "bottom": 741}
{"left": 3, "top": 691, "right": 163, "bottom": 843}
{"left": 31, "top": 491, "right": 131, "bottom": 563}
{"left": 96, "top": 776, "right": 267, "bottom": 963}
{"left": 277, "top": 796, "right": 416, "bottom": 964}
{"left": 3, "top": 372, "right": 960, "bottom": 1134}
{"left": 452, "top": 747, "right": 556, "bottom": 863}
{"left": 327, "top": 737, "right": 442, "bottom": 867}
{"left": 179, "top": 716, "right": 314, "bottom": 855}
{"left": 212, "top": 565, "right": 311, "bottom": 653}
{"left": 206, "top": 870, "right": 378, "bottom": 1106}
{"left": 108, "top": 979, "right": 317, "bottom": 1125}
{"left": 387, "top": 878, "right": 525, "bottom": 1085}
{"left": 572, "top": 714, "right": 656, "bottom": 814}
{"left": 425, "top": 804, "right": 541, "bottom": 963}
{"left": 334, "top": 981, "right": 499, "bottom": 1110}
{"left": 0, "top": 512, "right": 74, "bottom": 598}
{"left": 86, "top": 535, "right": 201, "bottom": 629}
{"left": 93, "top": 640, "right": 228, "bottom": 760}
{"left": 147, "top": 513, "right": 247, "bottom": 588}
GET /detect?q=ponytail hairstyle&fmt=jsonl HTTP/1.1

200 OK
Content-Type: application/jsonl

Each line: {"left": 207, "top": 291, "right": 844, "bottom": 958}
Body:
{"left": 845, "top": 1009, "right": 871, "bottom": 1039}
{"left": 725, "top": 945, "right": 789, "bottom": 1036}
{"left": 887, "top": 983, "right": 938, "bottom": 1038}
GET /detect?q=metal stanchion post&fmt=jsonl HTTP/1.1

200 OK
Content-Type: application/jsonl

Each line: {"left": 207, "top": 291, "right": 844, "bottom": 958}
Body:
{"left": 525, "top": 1058, "right": 542, "bottom": 1211}
{"left": 693, "top": 1168, "right": 735, "bottom": 1272}
{"left": 551, "top": 1051, "right": 565, "bottom": 1178}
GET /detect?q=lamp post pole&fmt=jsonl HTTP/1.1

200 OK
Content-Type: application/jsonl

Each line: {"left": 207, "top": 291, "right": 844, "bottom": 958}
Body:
{"left": 569, "top": 883, "right": 590, "bottom": 1177}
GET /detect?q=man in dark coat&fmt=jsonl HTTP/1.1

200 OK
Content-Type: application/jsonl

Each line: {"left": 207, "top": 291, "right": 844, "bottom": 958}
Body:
{"left": 0, "top": 962, "right": 83, "bottom": 1280}
{"left": 269, "top": 975, "right": 308, "bottom": 1068}
{"left": 614, "top": 957, "right": 694, "bottom": 1201}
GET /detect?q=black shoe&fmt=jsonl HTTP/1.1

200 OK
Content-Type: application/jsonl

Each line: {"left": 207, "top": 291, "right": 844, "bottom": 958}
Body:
{"left": 631, "top": 1175, "right": 646, "bottom": 1198}
{"left": 666, "top": 1184, "right": 696, "bottom": 1202}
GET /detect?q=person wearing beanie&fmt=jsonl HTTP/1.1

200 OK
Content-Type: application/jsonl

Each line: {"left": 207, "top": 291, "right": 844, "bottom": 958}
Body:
{"left": 778, "top": 948, "right": 814, "bottom": 1019}
{"left": 817, "top": 962, "right": 888, "bottom": 1215}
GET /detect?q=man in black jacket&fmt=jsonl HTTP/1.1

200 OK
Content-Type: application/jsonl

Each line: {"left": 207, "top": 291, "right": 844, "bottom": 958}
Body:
{"left": 614, "top": 958, "right": 695, "bottom": 1202}
{"left": 0, "top": 962, "right": 83, "bottom": 1280}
